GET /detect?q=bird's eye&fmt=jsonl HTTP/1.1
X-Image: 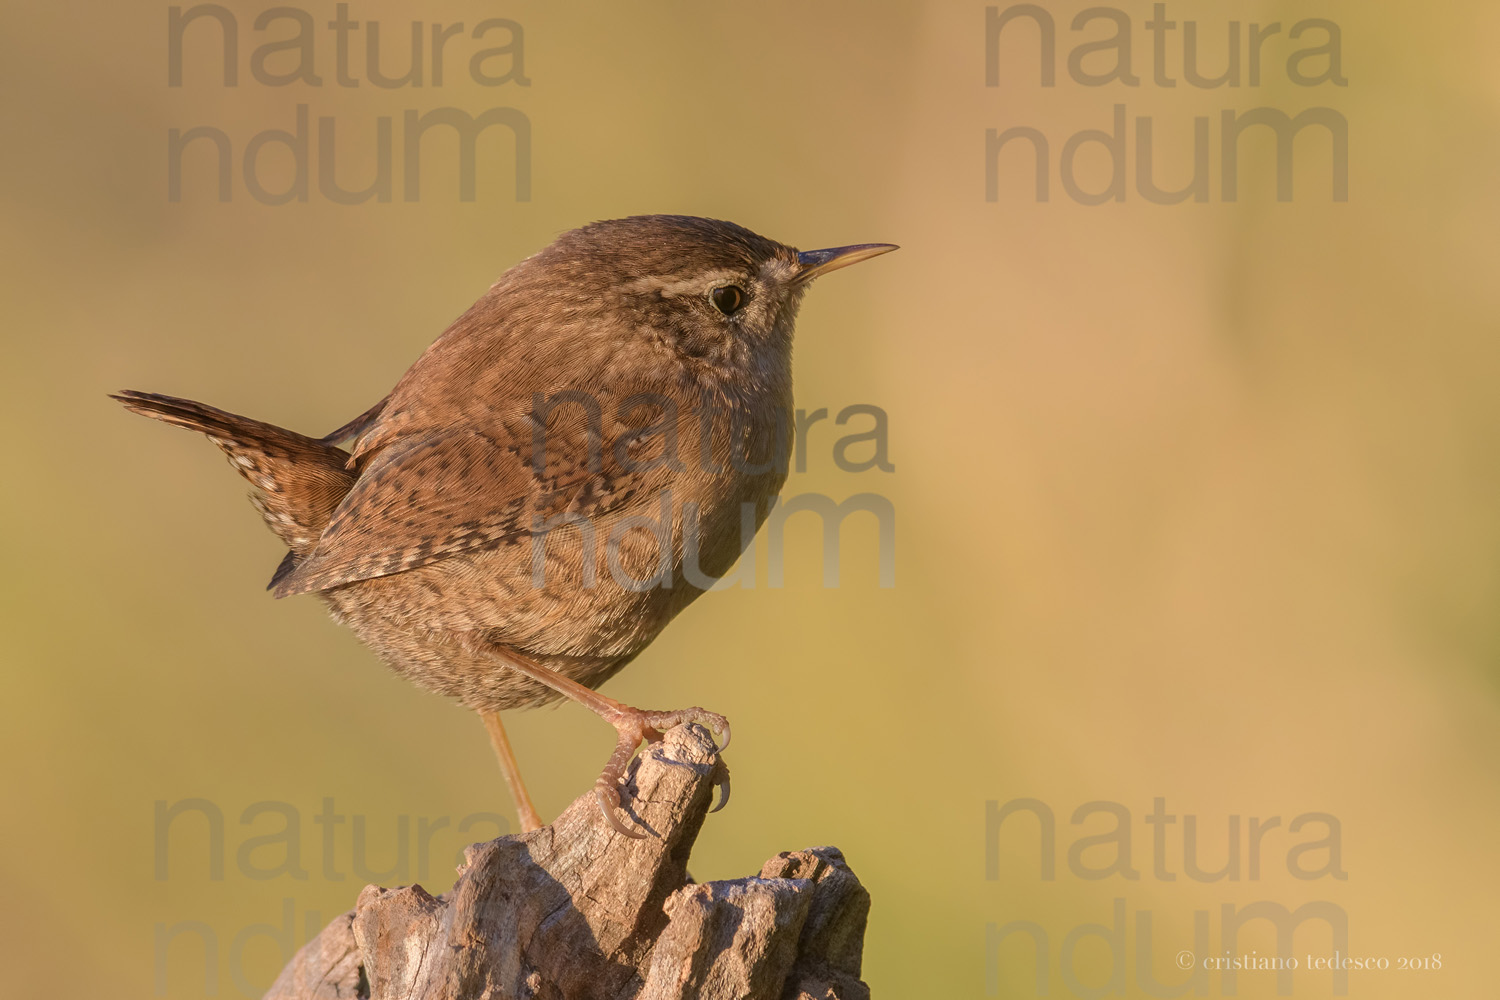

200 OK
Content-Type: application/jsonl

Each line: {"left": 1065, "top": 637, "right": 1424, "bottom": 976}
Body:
{"left": 710, "top": 285, "right": 746, "bottom": 316}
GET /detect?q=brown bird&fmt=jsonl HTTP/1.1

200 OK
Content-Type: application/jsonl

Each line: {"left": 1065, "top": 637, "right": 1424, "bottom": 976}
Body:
{"left": 114, "top": 215, "right": 896, "bottom": 836}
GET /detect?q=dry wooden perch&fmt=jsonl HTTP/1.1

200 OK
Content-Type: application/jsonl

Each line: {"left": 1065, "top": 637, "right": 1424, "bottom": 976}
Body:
{"left": 265, "top": 724, "right": 871, "bottom": 1000}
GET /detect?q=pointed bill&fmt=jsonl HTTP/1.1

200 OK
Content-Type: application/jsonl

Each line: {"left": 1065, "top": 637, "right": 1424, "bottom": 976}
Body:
{"left": 794, "top": 243, "right": 900, "bottom": 284}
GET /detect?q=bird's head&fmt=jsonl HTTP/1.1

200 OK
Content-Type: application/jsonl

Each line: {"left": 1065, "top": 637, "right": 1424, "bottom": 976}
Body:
{"left": 531, "top": 215, "right": 898, "bottom": 388}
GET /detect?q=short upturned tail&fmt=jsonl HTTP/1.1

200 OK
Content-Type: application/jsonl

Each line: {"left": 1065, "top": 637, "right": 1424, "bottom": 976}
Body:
{"left": 112, "top": 390, "right": 357, "bottom": 587}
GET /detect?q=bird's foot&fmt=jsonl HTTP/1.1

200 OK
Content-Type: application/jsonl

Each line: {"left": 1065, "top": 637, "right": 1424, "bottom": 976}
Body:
{"left": 593, "top": 706, "right": 731, "bottom": 839}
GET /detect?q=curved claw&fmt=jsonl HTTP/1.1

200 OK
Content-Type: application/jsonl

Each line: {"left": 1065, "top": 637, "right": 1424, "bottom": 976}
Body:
{"left": 710, "top": 764, "right": 731, "bottom": 814}
{"left": 595, "top": 786, "right": 648, "bottom": 839}
{"left": 590, "top": 704, "right": 731, "bottom": 839}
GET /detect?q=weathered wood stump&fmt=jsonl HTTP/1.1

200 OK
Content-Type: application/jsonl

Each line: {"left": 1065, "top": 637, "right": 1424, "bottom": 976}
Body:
{"left": 265, "top": 725, "right": 871, "bottom": 1000}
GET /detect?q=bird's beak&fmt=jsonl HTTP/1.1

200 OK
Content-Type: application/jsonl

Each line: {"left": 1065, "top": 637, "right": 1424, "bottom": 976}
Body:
{"left": 794, "top": 243, "right": 899, "bottom": 284}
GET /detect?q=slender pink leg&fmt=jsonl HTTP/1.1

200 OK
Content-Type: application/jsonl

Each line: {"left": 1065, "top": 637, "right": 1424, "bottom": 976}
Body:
{"left": 482, "top": 710, "right": 544, "bottom": 833}
{"left": 473, "top": 642, "right": 730, "bottom": 838}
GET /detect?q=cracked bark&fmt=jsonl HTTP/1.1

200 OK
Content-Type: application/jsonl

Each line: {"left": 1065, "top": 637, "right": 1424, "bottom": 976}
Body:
{"left": 264, "top": 724, "right": 871, "bottom": 1000}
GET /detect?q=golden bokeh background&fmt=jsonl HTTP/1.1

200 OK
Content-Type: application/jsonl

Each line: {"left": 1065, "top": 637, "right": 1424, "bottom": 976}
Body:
{"left": 2, "top": 1, "right": 1497, "bottom": 997}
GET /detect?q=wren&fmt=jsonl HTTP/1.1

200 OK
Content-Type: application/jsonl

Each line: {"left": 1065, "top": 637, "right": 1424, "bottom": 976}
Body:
{"left": 115, "top": 215, "right": 897, "bottom": 836}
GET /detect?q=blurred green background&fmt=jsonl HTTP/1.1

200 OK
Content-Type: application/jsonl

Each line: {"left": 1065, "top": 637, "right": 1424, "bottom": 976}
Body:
{"left": 3, "top": 0, "right": 1498, "bottom": 997}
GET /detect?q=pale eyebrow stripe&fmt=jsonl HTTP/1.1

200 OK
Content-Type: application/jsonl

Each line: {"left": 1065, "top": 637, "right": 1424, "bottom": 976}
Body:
{"left": 623, "top": 269, "right": 744, "bottom": 297}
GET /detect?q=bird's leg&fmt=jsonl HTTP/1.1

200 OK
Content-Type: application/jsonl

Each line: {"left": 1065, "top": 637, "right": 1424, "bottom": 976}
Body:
{"left": 481, "top": 710, "right": 543, "bottom": 833}
{"left": 471, "top": 643, "right": 730, "bottom": 839}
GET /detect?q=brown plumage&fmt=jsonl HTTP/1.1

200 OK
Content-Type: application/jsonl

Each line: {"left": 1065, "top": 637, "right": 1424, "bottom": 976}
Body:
{"left": 114, "top": 215, "right": 897, "bottom": 836}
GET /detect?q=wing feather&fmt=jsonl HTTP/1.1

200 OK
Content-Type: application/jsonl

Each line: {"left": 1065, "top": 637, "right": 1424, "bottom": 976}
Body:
{"left": 272, "top": 407, "right": 668, "bottom": 598}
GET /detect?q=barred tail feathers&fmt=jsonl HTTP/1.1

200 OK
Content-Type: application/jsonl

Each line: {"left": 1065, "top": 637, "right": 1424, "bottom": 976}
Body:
{"left": 111, "top": 390, "right": 356, "bottom": 570}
